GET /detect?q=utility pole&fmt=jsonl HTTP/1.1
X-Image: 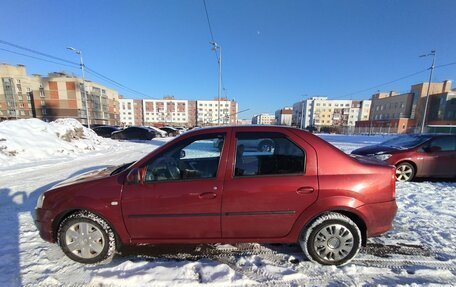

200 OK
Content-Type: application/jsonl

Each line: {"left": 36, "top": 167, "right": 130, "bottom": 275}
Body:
{"left": 67, "top": 47, "right": 90, "bottom": 128}
{"left": 419, "top": 50, "right": 436, "bottom": 134}
{"left": 210, "top": 41, "right": 221, "bottom": 125}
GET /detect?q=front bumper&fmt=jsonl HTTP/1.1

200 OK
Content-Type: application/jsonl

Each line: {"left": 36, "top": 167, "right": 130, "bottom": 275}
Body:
{"left": 356, "top": 200, "right": 398, "bottom": 237}
{"left": 35, "top": 208, "right": 55, "bottom": 243}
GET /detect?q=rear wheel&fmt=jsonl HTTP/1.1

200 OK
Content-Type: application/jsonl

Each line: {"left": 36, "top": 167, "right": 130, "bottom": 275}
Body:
{"left": 395, "top": 162, "right": 415, "bottom": 182}
{"left": 58, "top": 211, "right": 116, "bottom": 264}
{"left": 300, "top": 212, "right": 361, "bottom": 266}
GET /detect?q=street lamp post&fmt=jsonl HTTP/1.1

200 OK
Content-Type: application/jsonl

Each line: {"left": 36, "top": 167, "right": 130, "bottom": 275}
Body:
{"left": 210, "top": 41, "right": 222, "bottom": 125}
{"left": 419, "top": 50, "right": 436, "bottom": 134}
{"left": 67, "top": 47, "right": 90, "bottom": 128}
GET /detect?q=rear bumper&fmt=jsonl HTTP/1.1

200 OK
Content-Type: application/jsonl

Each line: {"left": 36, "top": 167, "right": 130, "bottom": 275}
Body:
{"left": 35, "top": 208, "right": 55, "bottom": 243}
{"left": 356, "top": 200, "right": 397, "bottom": 237}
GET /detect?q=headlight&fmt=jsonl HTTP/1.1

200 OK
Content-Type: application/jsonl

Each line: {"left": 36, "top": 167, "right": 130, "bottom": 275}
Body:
{"left": 36, "top": 193, "right": 45, "bottom": 209}
{"left": 374, "top": 153, "right": 392, "bottom": 161}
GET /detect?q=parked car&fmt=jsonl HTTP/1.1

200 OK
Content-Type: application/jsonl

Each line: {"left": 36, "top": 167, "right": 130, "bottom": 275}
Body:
{"left": 160, "top": 127, "right": 179, "bottom": 136}
{"left": 148, "top": 126, "right": 167, "bottom": 138}
{"left": 111, "top": 126, "right": 156, "bottom": 140}
{"left": 351, "top": 134, "right": 456, "bottom": 182}
{"left": 91, "top": 126, "right": 120, "bottom": 138}
{"left": 35, "top": 126, "right": 397, "bottom": 265}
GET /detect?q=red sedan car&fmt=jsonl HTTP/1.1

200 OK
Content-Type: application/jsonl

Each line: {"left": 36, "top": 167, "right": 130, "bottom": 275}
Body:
{"left": 352, "top": 134, "right": 456, "bottom": 182}
{"left": 35, "top": 126, "right": 397, "bottom": 266}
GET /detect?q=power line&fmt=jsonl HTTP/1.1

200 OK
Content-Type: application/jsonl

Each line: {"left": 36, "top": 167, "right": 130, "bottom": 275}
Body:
{"left": 337, "top": 68, "right": 429, "bottom": 100}
{"left": 0, "top": 39, "right": 78, "bottom": 66}
{"left": 84, "top": 67, "right": 154, "bottom": 99}
{"left": 0, "top": 39, "right": 154, "bottom": 99}
{"left": 0, "top": 48, "right": 79, "bottom": 69}
{"left": 436, "top": 61, "right": 456, "bottom": 69}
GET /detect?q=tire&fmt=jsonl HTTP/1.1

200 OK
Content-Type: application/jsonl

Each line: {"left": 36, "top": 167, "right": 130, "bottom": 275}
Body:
{"left": 258, "top": 140, "right": 274, "bottom": 152}
{"left": 300, "top": 212, "right": 361, "bottom": 266}
{"left": 58, "top": 211, "right": 116, "bottom": 264}
{"left": 395, "top": 162, "right": 415, "bottom": 182}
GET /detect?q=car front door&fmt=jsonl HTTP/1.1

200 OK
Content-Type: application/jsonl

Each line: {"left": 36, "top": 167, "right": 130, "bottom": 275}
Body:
{"left": 121, "top": 131, "right": 230, "bottom": 240}
{"left": 221, "top": 129, "right": 319, "bottom": 239}
{"left": 421, "top": 135, "right": 456, "bottom": 177}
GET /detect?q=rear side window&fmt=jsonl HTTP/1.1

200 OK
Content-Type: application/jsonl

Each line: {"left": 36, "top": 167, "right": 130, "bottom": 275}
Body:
{"left": 234, "top": 132, "right": 305, "bottom": 177}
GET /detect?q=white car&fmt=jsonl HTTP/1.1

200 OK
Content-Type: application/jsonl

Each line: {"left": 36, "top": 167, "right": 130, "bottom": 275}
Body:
{"left": 148, "top": 126, "right": 168, "bottom": 138}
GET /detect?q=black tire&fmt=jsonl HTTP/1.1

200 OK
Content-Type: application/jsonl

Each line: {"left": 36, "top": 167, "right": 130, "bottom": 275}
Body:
{"left": 58, "top": 211, "right": 116, "bottom": 264}
{"left": 395, "top": 162, "right": 415, "bottom": 182}
{"left": 300, "top": 212, "right": 361, "bottom": 266}
{"left": 258, "top": 140, "right": 274, "bottom": 152}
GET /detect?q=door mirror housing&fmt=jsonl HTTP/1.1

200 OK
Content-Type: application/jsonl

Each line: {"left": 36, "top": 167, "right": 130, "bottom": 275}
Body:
{"left": 126, "top": 168, "right": 144, "bottom": 184}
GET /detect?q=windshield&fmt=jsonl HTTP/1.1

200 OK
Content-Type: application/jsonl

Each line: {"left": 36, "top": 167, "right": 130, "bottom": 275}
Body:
{"left": 380, "top": 135, "right": 432, "bottom": 148}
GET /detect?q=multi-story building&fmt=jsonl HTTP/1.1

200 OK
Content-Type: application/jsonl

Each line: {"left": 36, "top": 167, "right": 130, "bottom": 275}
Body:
{"left": 292, "top": 97, "right": 369, "bottom": 130}
{"left": 142, "top": 96, "right": 191, "bottom": 127}
{"left": 196, "top": 98, "right": 238, "bottom": 126}
{"left": 356, "top": 80, "right": 455, "bottom": 134}
{"left": 0, "top": 63, "right": 120, "bottom": 125}
{"left": 0, "top": 64, "right": 42, "bottom": 120}
{"left": 275, "top": 107, "right": 293, "bottom": 126}
{"left": 252, "top": 113, "right": 276, "bottom": 125}
{"left": 237, "top": 119, "right": 251, "bottom": 125}
{"left": 119, "top": 98, "right": 143, "bottom": 126}
{"left": 40, "top": 72, "right": 120, "bottom": 125}
{"left": 369, "top": 92, "right": 414, "bottom": 121}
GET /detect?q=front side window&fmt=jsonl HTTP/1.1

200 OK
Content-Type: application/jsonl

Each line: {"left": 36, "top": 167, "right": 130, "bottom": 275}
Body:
{"left": 234, "top": 132, "right": 305, "bottom": 177}
{"left": 429, "top": 136, "right": 456, "bottom": 152}
{"left": 145, "top": 134, "right": 225, "bottom": 182}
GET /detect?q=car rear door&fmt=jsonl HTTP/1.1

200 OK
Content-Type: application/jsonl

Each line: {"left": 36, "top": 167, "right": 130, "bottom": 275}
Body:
{"left": 221, "top": 128, "right": 319, "bottom": 238}
{"left": 121, "top": 129, "right": 231, "bottom": 240}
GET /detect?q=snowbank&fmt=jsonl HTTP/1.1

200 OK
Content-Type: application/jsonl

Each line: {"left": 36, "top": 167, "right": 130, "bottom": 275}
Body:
{"left": 0, "top": 118, "right": 109, "bottom": 166}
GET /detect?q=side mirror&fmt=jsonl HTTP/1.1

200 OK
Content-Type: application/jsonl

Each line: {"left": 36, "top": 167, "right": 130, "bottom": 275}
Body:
{"left": 126, "top": 168, "right": 144, "bottom": 184}
{"left": 180, "top": 150, "right": 186, "bottom": 158}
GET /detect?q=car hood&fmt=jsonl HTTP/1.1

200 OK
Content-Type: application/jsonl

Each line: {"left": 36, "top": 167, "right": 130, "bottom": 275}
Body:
{"left": 351, "top": 145, "right": 402, "bottom": 155}
{"left": 50, "top": 165, "right": 119, "bottom": 190}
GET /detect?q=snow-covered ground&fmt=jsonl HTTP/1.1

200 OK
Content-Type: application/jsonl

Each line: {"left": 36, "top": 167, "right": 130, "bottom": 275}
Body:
{"left": 0, "top": 120, "right": 455, "bottom": 286}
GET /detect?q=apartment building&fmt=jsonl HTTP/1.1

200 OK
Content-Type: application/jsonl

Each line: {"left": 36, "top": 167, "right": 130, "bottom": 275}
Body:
{"left": 0, "top": 64, "right": 41, "bottom": 120}
{"left": 275, "top": 107, "right": 293, "bottom": 126}
{"left": 291, "top": 97, "right": 370, "bottom": 129}
{"left": 142, "top": 96, "right": 193, "bottom": 127}
{"left": 196, "top": 98, "right": 238, "bottom": 126}
{"left": 356, "top": 80, "right": 455, "bottom": 133}
{"left": 119, "top": 98, "right": 144, "bottom": 126}
{"left": 0, "top": 63, "right": 120, "bottom": 125}
{"left": 252, "top": 113, "right": 276, "bottom": 125}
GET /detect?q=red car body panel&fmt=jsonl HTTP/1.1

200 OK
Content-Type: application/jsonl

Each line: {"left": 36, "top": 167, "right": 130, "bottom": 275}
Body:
{"left": 35, "top": 126, "right": 397, "bottom": 247}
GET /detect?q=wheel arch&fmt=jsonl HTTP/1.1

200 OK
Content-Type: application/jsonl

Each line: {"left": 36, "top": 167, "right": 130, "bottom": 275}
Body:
{"left": 52, "top": 208, "right": 123, "bottom": 250}
{"left": 297, "top": 208, "right": 368, "bottom": 247}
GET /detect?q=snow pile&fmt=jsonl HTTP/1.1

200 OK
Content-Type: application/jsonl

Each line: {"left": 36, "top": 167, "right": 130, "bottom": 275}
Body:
{"left": 0, "top": 118, "right": 108, "bottom": 165}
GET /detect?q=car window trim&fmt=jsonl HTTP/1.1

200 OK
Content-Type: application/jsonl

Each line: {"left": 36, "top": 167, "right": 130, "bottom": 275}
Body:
{"left": 143, "top": 132, "right": 227, "bottom": 183}
{"left": 233, "top": 131, "right": 307, "bottom": 178}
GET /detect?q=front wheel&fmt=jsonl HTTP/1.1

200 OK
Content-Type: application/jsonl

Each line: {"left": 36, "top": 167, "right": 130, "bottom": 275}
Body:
{"left": 58, "top": 211, "right": 116, "bottom": 264}
{"left": 395, "top": 162, "right": 415, "bottom": 182}
{"left": 300, "top": 212, "right": 361, "bottom": 266}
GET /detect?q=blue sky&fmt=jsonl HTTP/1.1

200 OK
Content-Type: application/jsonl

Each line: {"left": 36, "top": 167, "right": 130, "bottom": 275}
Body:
{"left": 1, "top": 0, "right": 455, "bottom": 119}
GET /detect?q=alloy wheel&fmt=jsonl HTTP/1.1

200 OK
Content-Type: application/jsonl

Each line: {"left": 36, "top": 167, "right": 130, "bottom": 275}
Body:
{"left": 396, "top": 164, "right": 414, "bottom": 182}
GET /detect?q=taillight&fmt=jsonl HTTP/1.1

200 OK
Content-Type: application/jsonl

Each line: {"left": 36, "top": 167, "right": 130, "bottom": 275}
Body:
{"left": 391, "top": 166, "right": 396, "bottom": 199}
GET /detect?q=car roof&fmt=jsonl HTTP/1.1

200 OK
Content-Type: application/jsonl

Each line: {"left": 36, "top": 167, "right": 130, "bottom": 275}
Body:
{"left": 181, "top": 125, "right": 306, "bottom": 136}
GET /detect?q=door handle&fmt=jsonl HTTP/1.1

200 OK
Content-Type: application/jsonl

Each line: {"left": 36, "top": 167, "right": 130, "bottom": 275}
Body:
{"left": 297, "top": 187, "right": 314, "bottom": 194}
{"left": 198, "top": 192, "right": 217, "bottom": 199}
